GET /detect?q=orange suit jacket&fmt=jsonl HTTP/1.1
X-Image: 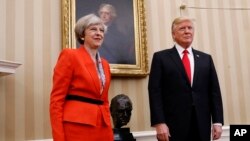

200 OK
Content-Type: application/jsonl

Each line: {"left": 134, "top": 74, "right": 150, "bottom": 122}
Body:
{"left": 50, "top": 46, "right": 112, "bottom": 141}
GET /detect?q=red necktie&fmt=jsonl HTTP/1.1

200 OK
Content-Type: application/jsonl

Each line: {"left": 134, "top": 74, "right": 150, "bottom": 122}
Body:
{"left": 182, "top": 50, "right": 191, "bottom": 83}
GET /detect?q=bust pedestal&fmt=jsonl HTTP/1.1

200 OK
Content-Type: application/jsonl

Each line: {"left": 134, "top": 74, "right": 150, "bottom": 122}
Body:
{"left": 113, "top": 128, "right": 136, "bottom": 141}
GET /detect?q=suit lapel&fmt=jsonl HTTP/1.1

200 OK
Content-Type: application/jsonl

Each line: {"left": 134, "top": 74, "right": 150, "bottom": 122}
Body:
{"left": 101, "top": 59, "right": 110, "bottom": 94}
{"left": 192, "top": 49, "right": 201, "bottom": 87}
{"left": 79, "top": 47, "right": 101, "bottom": 94}
{"left": 169, "top": 47, "right": 191, "bottom": 85}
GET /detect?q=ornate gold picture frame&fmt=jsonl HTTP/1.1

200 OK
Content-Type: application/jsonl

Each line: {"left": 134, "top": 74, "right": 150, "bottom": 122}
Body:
{"left": 61, "top": 0, "right": 148, "bottom": 77}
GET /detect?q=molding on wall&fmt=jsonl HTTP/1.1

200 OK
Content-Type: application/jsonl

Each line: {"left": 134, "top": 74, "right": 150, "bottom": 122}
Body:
{"left": 133, "top": 126, "right": 229, "bottom": 141}
{"left": 0, "top": 60, "right": 21, "bottom": 76}
{"left": 27, "top": 126, "right": 230, "bottom": 141}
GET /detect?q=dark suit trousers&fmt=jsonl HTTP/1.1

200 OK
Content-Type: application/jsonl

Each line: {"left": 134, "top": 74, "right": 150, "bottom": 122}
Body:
{"left": 187, "top": 106, "right": 202, "bottom": 141}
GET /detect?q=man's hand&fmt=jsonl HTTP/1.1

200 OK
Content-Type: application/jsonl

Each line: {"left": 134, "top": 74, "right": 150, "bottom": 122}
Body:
{"left": 212, "top": 124, "right": 223, "bottom": 140}
{"left": 154, "top": 123, "right": 171, "bottom": 141}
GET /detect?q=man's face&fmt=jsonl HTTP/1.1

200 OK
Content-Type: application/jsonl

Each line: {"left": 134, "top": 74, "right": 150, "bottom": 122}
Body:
{"left": 172, "top": 20, "right": 194, "bottom": 48}
{"left": 99, "top": 7, "right": 113, "bottom": 25}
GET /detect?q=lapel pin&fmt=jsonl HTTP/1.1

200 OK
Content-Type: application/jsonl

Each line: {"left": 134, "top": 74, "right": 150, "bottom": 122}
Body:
{"left": 196, "top": 54, "right": 199, "bottom": 58}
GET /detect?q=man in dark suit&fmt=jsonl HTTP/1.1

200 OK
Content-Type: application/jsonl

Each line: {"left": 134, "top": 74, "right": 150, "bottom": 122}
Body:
{"left": 148, "top": 16, "right": 224, "bottom": 141}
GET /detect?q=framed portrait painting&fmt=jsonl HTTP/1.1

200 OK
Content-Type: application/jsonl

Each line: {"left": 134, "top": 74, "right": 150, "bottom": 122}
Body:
{"left": 61, "top": 0, "right": 148, "bottom": 77}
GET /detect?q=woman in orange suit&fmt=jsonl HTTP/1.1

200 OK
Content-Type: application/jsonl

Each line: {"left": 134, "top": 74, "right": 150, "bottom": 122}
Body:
{"left": 50, "top": 13, "right": 113, "bottom": 141}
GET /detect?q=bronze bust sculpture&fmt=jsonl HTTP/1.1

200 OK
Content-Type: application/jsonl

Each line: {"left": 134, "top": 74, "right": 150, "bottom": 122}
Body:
{"left": 110, "top": 94, "right": 133, "bottom": 128}
{"left": 110, "top": 94, "right": 135, "bottom": 141}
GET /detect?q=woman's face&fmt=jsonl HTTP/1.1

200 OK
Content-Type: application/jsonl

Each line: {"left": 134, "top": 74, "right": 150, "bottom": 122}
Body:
{"left": 83, "top": 24, "right": 105, "bottom": 49}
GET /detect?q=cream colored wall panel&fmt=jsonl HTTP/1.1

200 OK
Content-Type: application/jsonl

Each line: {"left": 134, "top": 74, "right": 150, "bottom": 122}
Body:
{"left": 24, "top": 0, "right": 35, "bottom": 139}
{"left": 210, "top": 0, "right": 229, "bottom": 124}
{"left": 140, "top": 79, "right": 152, "bottom": 130}
{"left": 242, "top": 0, "right": 250, "bottom": 121}
{"left": 235, "top": 1, "right": 250, "bottom": 123}
{"left": 225, "top": 12, "right": 242, "bottom": 124}
{"left": 146, "top": 0, "right": 161, "bottom": 53}
{"left": 50, "top": 0, "right": 61, "bottom": 64}
{"left": 0, "top": 0, "right": 7, "bottom": 139}
{"left": 14, "top": 0, "right": 26, "bottom": 140}
{"left": 197, "top": 0, "right": 211, "bottom": 52}
{"left": 0, "top": 78, "right": 6, "bottom": 141}
{"left": 157, "top": 0, "right": 171, "bottom": 51}
{"left": 162, "top": 0, "right": 174, "bottom": 49}
{"left": 0, "top": 0, "right": 6, "bottom": 59}
{"left": 232, "top": 11, "right": 248, "bottom": 123}
{"left": 5, "top": 0, "right": 16, "bottom": 140}
{"left": 33, "top": 0, "right": 45, "bottom": 139}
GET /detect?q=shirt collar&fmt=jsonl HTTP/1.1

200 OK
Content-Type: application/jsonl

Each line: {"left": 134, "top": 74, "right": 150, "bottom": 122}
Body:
{"left": 175, "top": 43, "right": 193, "bottom": 55}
